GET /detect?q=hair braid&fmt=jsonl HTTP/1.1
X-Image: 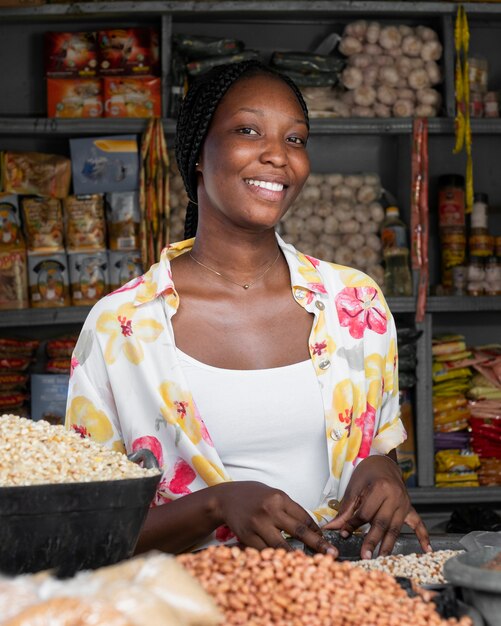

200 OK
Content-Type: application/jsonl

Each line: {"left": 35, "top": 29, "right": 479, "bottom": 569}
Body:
{"left": 175, "top": 60, "right": 310, "bottom": 240}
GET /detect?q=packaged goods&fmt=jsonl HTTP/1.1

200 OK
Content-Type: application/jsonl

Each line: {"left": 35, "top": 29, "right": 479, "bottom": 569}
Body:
{"left": 0, "top": 337, "right": 39, "bottom": 358}
{"left": 0, "top": 373, "right": 28, "bottom": 391}
{"left": 0, "top": 357, "right": 31, "bottom": 371}
{"left": 47, "top": 78, "right": 103, "bottom": 118}
{"left": 68, "top": 251, "right": 109, "bottom": 305}
{"left": 103, "top": 76, "right": 161, "bottom": 118}
{"left": 0, "top": 248, "right": 29, "bottom": 310}
{"left": 30, "top": 374, "right": 69, "bottom": 424}
{"left": 396, "top": 389, "right": 417, "bottom": 486}
{"left": 0, "top": 194, "right": 23, "bottom": 249}
{"left": 106, "top": 191, "right": 140, "bottom": 250}
{"left": 21, "top": 196, "right": 64, "bottom": 253}
{"left": 173, "top": 33, "right": 244, "bottom": 59}
{"left": 64, "top": 194, "right": 106, "bottom": 252}
{"left": 380, "top": 205, "right": 413, "bottom": 296}
{"left": 46, "top": 336, "right": 77, "bottom": 358}
{"left": 108, "top": 250, "right": 143, "bottom": 291}
{"left": 98, "top": 28, "right": 157, "bottom": 76}
{"left": 70, "top": 135, "right": 139, "bottom": 195}
{"left": 2, "top": 152, "right": 71, "bottom": 199}
{"left": 186, "top": 51, "right": 260, "bottom": 76}
{"left": 28, "top": 253, "right": 70, "bottom": 308}
{"left": 0, "top": 391, "right": 28, "bottom": 410}
{"left": 438, "top": 174, "right": 465, "bottom": 227}
{"left": 44, "top": 31, "right": 97, "bottom": 78}
{"left": 45, "top": 358, "right": 72, "bottom": 374}
{"left": 271, "top": 51, "right": 345, "bottom": 74}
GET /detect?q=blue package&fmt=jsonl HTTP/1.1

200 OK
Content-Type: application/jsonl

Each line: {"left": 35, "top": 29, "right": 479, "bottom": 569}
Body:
{"left": 31, "top": 374, "right": 70, "bottom": 425}
{"left": 70, "top": 135, "right": 139, "bottom": 195}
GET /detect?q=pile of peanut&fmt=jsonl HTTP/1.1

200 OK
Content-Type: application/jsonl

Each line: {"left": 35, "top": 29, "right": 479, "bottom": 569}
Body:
{"left": 353, "top": 550, "right": 461, "bottom": 585}
{"left": 178, "top": 546, "right": 472, "bottom": 626}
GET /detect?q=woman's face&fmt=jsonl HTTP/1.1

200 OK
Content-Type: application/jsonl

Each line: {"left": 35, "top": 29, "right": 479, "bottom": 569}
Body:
{"left": 197, "top": 73, "right": 310, "bottom": 232}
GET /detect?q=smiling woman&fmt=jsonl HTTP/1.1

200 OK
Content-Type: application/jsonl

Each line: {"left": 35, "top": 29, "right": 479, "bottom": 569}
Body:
{"left": 66, "top": 60, "right": 431, "bottom": 560}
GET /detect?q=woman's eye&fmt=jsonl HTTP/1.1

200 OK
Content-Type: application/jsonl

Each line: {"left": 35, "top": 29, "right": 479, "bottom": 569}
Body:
{"left": 237, "top": 127, "right": 258, "bottom": 135}
{"left": 287, "top": 136, "right": 306, "bottom": 145}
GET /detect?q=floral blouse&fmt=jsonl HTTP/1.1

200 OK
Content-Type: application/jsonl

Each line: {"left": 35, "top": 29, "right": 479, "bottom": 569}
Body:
{"left": 66, "top": 233, "right": 405, "bottom": 546}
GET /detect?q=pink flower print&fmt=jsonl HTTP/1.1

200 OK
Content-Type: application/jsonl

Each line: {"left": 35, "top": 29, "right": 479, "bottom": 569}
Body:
{"left": 108, "top": 276, "right": 144, "bottom": 296}
{"left": 311, "top": 341, "right": 327, "bottom": 356}
{"left": 164, "top": 458, "right": 196, "bottom": 495}
{"left": 132, "top": 435, "right": 164, "bottom": 467}
{"left": 216, "top": 525, "right": 236, "bottom": 543}
{"left": 194, "top": 404, "right": 214, "bottom": 446}
{"left": 118, "top": 316, "right": 133, "bottom": 337}
{"left": 69, "top": 356, "right": 79, "bottom": 378}
{"left": 152, "top": 490, "right": 173, "bottom": 507}
{"left": 305, "top": 255, "right": 320, "bottom": 268}
{"left": 308, "top": 282, "right": 327, "bottom": 294}
{"left": 335, "top": 286, "right": 387, "bottom": 339}
{"left": 355, "top": 403, "right": 377, "bottom": 461}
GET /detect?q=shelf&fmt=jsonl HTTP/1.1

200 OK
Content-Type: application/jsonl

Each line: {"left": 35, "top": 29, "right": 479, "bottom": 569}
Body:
{"left": 0, "top": 307, "right": 91, "bottom": 327}
{"left": 428, "top": 296, "right": 501, "bottom": 312}
{"left": 409, "top": 486, "right": 501, "bottom": 505}
{"left": 386, "top": 297, "right": 416, "bottom": 313}
{"left": 0, "top": 117, "right": 161, "bottom": 136}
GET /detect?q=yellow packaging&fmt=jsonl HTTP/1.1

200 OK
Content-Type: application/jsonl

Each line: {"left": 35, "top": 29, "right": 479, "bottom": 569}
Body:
{"left": 21, "top": 196, "right": 64, "bottom": 253}
{"left": 64, "top": 194, "right": 106, "bottom": 252}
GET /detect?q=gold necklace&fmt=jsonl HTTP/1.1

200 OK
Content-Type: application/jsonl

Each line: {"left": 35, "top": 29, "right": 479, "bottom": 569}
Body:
{"left": 189, "top": 249, "right": 281, "bottom": 290}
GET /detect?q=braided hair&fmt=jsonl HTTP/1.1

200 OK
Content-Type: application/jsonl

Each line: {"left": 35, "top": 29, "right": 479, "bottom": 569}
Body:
{"left": 175, "top": 60, "right": 310, "bottom": 239}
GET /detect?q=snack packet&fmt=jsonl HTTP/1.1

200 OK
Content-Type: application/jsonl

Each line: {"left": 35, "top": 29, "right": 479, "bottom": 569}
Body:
{"left": 22, "top": 197, "right": 64, "bottom": 253}
{"left": 64, "top": 194, "right": 106, "bottom": 252}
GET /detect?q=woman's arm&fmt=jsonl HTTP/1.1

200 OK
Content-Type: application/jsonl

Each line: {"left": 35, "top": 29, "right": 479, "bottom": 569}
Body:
{"left": 136, "top": 481, "right": 338, "bottom": 556}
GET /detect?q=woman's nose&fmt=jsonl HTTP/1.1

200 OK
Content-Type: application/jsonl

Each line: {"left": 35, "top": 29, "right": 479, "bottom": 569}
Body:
{"left": 259, "top": 137, "right": 287, "bottom": 167}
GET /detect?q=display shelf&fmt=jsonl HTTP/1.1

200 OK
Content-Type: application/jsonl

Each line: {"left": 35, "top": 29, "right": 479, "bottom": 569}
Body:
{"left": 386, "top": 297, "right": 416, "bottom": 313}
{"left": 0, "top": 117, "right": 154, "bottom": 136}
{"left": 0, "top": 307, "right": 91, "bottom": 328}
{"left": 409, "top": 486, "right": 501, "bottom": 505}
{"left": 428, "top": 296, "right": 501, "bottom": 313}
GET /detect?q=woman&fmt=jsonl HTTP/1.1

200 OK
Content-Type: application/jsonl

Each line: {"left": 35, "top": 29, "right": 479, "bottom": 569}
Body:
{"left": 66, "top": 60, "right": 430, "bottom": 559}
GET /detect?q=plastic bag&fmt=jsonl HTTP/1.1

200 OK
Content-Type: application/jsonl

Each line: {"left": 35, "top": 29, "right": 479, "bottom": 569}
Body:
{"left": 173, "top": 33, "right": 243, "bottom": 59}
{"left": 21, "top": 197, "right": 64, "bottom": 253}
{"left": 64, "top": 195, "right": 106, "bottom": 252}
{"left": 2, "top": 152, "right": 71, "bottom": 199}
{"left": 270, "top": 51, "right": 344, "bottom": 74}
{"left": 446, "top": 505, "right": 501, "bottom": 533}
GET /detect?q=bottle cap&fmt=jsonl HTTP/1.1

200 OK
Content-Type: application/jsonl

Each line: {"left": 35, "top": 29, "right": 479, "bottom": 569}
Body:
{"left": 386, "top": 206, "right": 399, "bottom": 216}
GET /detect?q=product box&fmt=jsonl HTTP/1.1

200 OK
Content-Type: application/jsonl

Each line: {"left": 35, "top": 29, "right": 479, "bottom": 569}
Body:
{"left": 47, "top": 78, "right": 103, "bottom": 118}
{"left": 106, "top": 191, "right": 140, "bottom": 250}
{"left": 103, "top": 76, "right": 161, "bottom": 118}
{"left": 31, "top": 374, "right": 70, "bottom": 425}
{"left": 109, "top": 250, "right": 143, "bottom": 291}
{"left": 0, "top": 193, "right": 22, "bottom": 248}
{"left": 45, "top": 32, "right": 98, "bottom": 78}
{"left": 68, "top": 251, "right": 109, "bottom": 305}
{"left": 97, "top": 28, "right": 157, "bottom": 76}
{"left": 28, "top": 252, "right": 71, "bottom": 308}
{"left": 69, "top": 135, "right": 139, "bottom": 195}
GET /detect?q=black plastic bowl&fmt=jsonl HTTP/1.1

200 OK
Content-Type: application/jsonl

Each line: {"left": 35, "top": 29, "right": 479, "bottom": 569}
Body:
{"left": 0, "top": 450, "right": 161, "bottom": 577}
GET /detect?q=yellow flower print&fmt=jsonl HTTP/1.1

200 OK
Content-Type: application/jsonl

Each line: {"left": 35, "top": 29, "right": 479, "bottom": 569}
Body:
{"left": 191, "top": 455, "right": 228, "bottom": 486}
{"left": 364, "top": 353, "right": 384, "bottom": 409}
{"left": 96, "top": 302, "right": 163, "bottom": 365}
{"left": 384, "top": 338, "right": 398, "bottom": 396}
{"left": 310, "top": 313, "right": 335, "bottom": 359}
{"left": 159, "top": 380, "right": 202, "bottom": 444}
{"left": 112, "top": 440, "right": 126, "bottom": 454}
{"left": 66, "top": 396, "right": 113, "bottom": 443}
{"left": 134, "top": 266, "right": 159, "bottom": 304}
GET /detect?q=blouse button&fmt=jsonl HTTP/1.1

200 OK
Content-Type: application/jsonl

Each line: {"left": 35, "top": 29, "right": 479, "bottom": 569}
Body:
{"left": 330, "top": 427, "right": 342, "bottom": 441}
{"left": 328, "top": 499, "right": 341, "bottom": 511}
{"left": 319, "top": 358, "right": 331, "bottom": 370}
{"left": 315, "top": 301, "right": 325, "bottom": 311}
{"left": 294, "top": 288, "right": 306, "bottom": 300}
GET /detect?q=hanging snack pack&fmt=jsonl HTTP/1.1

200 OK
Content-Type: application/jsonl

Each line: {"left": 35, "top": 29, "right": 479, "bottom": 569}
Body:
{"left": 68, "top": 251, "right": 109, "bottom": 305}
{"left": 108, "top": 250, "right": 143, "bottom": 291}
{"left": 64, "top": 194, "right": 106, "bottom": 252}
{"left": 0, "top": 194, "right": 23, "bottom": 249}
{"left": 21, "top": 197, "right": 64, "bottom": 253}
{"left": 2, "top": 152, "right": 71, "bottom": 199}
{"left": 28, "top": 253, "right": 70, "bottom": 308}
{"left": 106, "top": 191, "right": 140, "bottom": 250}
{"left": 45, "top": 31, "right": 98, "bottom": 78}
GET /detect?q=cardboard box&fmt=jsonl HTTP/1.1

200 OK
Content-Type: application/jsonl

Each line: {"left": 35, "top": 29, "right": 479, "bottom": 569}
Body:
{"left": 103, "top": 76, "right": 161, "bottom": 118}
{"left": 0, "top": 193, "right": 22, "bottom": 249}
{"left": 68, "top": 251, "right": 109, "bottom": 305}
{"left": 31, "top": 374, "right": 69, "bottom": 425}
{"left": 108, "top": 250, "right": 143, "bottom": 291}
{"left": 47, "top": 78, "right": 103, "bottom": 118}
{"left": 98, "top": 28, "right": 157, "bottom": 76}
{"left": 70, "top": 135, "right": 139, "bottom": 195}
{"left": 45, "top": 32, "right": 98, "bottom": 78}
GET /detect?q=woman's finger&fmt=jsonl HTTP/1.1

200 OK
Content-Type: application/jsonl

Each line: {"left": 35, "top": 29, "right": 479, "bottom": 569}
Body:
{"left": 405, "top": 507, "right": 432, "bottom": 553}
{"left": 377, "top": 508, "right": 407, "bottom": 557}
{"left": 359, "top": 498, "right": 396, "bottom": 559}
{"left": 322, "top": 495, "right": 360, "bottom": 531}
{"left": 280, "top": 512, "right": 338, "bottom": 557}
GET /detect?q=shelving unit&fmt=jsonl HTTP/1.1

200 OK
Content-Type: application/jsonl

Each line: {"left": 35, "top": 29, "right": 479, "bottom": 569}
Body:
{"left": 1, "top": 0, "right": 501, "bottom": 513}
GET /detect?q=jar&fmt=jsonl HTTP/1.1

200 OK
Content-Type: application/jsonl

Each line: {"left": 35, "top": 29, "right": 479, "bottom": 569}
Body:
{"left": 438, "top": 174, "right": 465, "bottom": 228}
{"left": 471, "top": 192, "right": 488, "bottom": 230}
{"left": 469, "top": 56, "right": 488, "bottom": 93}
{"left": 485, "top": 256, "right": 501, "bottom": 295}
{"left": 470, "top": 91, "right": 484, "bottom": 118}
{"left": 484, "top": 91, "right": 499, "bottom": 118}
{"left": 466, "top": 255, "right": 485, "bottom": 296}
{"left": 441, "top": 226, "right": 466, "bottom": 289}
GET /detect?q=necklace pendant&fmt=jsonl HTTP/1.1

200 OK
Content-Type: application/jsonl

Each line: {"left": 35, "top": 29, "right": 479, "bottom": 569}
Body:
{"left": 243, "top": 284, "right": 250, "bottom": 290}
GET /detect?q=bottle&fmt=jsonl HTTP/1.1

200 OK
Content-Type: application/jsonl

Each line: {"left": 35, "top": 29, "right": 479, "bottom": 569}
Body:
{"left": 469, "top": 192, "right": 493, "bottom": 258}
{"left": 380, "top": 206, "right": 413, "bottom": 296}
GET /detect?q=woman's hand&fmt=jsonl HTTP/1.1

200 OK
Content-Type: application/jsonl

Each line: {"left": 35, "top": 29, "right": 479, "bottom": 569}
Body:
{"left": 213, "top": 481, "right": 337, "bottom": 556}
{"left": 323, "top": 455, "right": 431, "bottom": 559}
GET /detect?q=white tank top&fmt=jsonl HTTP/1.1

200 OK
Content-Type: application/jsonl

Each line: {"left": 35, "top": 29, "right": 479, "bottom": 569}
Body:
{"left": 176, "top": 349, "right": 329, "bottom": 513}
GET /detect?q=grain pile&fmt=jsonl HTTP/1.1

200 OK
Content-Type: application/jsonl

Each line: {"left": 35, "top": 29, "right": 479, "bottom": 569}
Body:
{"left": 0, "top": 414, "right": 159, "bottom": 486}
{"left": 178, "top": 546, "right": 472, "bottom": 626}
{"left": 353, "top": 550, "right": 462, "bottom": 585}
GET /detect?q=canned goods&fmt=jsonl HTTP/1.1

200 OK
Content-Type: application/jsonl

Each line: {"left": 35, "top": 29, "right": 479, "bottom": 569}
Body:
{"left": 438, "top": 174, "right": 465, "bottom": 227}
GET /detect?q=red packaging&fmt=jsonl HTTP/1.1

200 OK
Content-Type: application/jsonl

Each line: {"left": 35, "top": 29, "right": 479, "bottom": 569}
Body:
{"left": 98, "top": 28, "right": 157, "bottom": 76}
{"left": 47, "top": 78, "right": 103, "bottom": 119}
{"left": 103, "top": 77, "right": 161, "bottom": 118}
{"left": 45, "top": 32, "right": 98, "bottom": 78}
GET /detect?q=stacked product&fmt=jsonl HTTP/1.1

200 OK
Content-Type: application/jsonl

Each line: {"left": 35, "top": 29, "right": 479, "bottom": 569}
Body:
{"left": 432, "top": 335, "right": 478, "bottom": 487}
{"left": 437, "top": 174, "right": 466, "bottom": 294}
{"left": 333, "top": 20, "right": 443, "bottom": 118}
{"left": 46, "top": 29, "right": 161, "bottom": 119}
{"left": 0, "top": 193, "right": 29, "bottom": 311}
{"left": 468, "top": 344, "right": 501, "bottom": 485}
{"left": 169, "top": 34, "right": 259, "bottom": 117}
{"left": 280, "top": 172, "right": 385, "bottom": 286}
{"left": 0, "top": 338, "right": 39, "bottom": 418}
{"left": 468, "top": 54, "right": 499, "bottom": 118}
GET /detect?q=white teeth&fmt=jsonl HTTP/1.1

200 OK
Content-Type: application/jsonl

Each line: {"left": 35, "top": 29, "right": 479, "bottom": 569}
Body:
{"left": 246, "top": 179, "right": 284, "bottom": 192}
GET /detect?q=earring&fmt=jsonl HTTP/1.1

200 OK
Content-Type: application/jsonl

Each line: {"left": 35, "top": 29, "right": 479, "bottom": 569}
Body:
{"left": 195, "top": 161, "right": 199, "bottom": 166}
